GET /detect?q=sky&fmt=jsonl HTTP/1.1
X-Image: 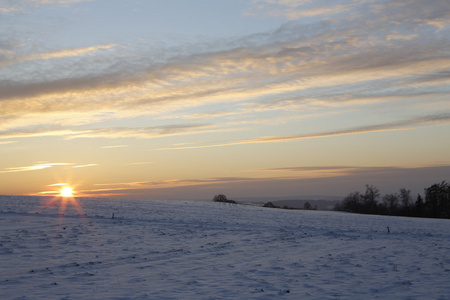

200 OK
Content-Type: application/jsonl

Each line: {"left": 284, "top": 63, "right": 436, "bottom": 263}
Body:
{"left": 1, "top": 0, "right": 449, "bottom": 200}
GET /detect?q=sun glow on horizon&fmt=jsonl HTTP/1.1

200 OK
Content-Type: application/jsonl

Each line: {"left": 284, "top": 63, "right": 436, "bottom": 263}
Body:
{"left": 40, "top": 184, "right": 85, "bottom": 218}
{"left": 60, "top": 186, "right": 74, "bottom": 197}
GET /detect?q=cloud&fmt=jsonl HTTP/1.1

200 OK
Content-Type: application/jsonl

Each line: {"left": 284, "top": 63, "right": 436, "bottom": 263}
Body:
{"left": 0, "top": 162, "right": 73, "bottom": 174}
{"left": 73, "top": 164, "right": 97, "bottom": 168}
{"left": 2, "top": 42, "right": 448, "bottom": 134}
{"left": 0, "top": 127, "right": 91, "bottom": 140}
{"left": 157, "top": 112, "right": 450, "bottom": 150}
{"left": 158, "top": 110, "right": 240, "bottom": 120}
{"left": 128, "top": 162, "right": 153, "bottom": 165}
{"left": 249, "top": 113, "right": 450, "bottom": 144}
{"left": 92, "top": 176, "right": 280, "bottom": 192}
{"left": 0, "top": 124, "right": 223, "bottom": 140}
{"left": 264, "top": 166, "right": 358, "bottom": 172}
{"left": 65, "top": 124, "right": 219, "bottom": 140}
{"left": 261, "top": 165, "right": 408, "bottom": 177}
{"left": 249, "top": 0, "right": 450, "bottom": 25}
{"left": 0, "top": 0, "right": 93, "bottom": 14}
{"left": 0, "top": 0, "right": 449, "bottom": 146}
{"left": 101, "top": 145, "right": 130, "bottom": 149}
{"left": 48, "top": 183, "right": 68, "bottom": 186}
{"left": 1, "top": 44, "right": 117, "bottom": 67}
{"left": 248, "top": 1, "right": 354, "bottom": 20}
{"left": 0, "top": 141, "right": 17, "bottom": 145}
{"left": 37, "top": 0, "right": 92, "bottom": 4}
{"left": 0, "top": 161, "right": 96, "bottom": 174}
{"left": 85, "top": 164, "right": 450, "bottom": 199}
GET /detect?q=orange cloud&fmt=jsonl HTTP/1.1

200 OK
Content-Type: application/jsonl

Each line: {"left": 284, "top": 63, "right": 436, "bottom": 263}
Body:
{"left": 0, "top": 162, "right": 73, "bottom": 174}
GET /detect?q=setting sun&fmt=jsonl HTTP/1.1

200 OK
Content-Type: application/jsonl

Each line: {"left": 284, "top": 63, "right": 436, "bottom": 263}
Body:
{"left": 60, "top": 186, "right": 74, "bottom": 197}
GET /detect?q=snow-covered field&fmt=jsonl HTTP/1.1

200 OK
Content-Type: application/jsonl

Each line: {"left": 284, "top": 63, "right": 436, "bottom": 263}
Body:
{"left": 1, "top": 196, "right": 449, "bottom": 299}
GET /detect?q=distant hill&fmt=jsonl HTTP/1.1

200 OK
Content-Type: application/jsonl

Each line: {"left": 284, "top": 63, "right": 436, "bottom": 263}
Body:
{"left": 235, "top": 195, "right": 342, "bottom": 210}
{"left": 269, "top": 199, "right": 340, "bottom": 210}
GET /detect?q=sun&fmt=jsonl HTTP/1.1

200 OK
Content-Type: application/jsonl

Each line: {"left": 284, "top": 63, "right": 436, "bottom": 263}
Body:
{"left": 60, "top": 186, "right": 74, "bottom": 197}
{"left": 41, "top": 183, "right": 85, "bottom": 218}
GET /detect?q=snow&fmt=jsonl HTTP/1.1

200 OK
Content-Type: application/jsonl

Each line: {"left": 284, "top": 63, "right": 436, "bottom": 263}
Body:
{"left": 1, "top": 196, "right": 449, "bottom": 299}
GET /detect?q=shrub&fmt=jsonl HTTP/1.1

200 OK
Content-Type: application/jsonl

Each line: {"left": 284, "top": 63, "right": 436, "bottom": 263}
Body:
{"left": 213, "top": 194, "right": 237, "bottom": 204}
{"left": 263, "top": 202, "right": 279, "bottom": 208}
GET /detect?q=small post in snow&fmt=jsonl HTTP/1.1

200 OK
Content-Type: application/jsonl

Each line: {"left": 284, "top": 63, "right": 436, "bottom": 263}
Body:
{"left": 387, "top": 226, "right": 390, "bottom": 234}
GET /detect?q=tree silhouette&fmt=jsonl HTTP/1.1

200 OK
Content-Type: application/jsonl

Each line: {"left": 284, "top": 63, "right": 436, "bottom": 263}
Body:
{"left": 340, "top": 191, "right": 362, "bottom": 212}
{"left": 425, "top": 181, "right": 450, "bottom": 218}
{"left": 213, "top": 194, "right": 228, "bottom": 202}
{"left": 399, "top": 188, "right": 412, "bottom": 208}
{"left": 361, "top": 184, "right": 380, "bottom": 214}
{"left": 213, "top": 194, "right": 237, "bottom": 204}
{"left": 382, "top": 193, "right": 398, "bottom": 215}
{"left": 414, "top": 194, "right": 425, "bottom": 217}
{"left": 335, "top": 182, "right": 450, "bottom": 219}
{"left": 303, "top": 202, "right": 312, "bottom": 210}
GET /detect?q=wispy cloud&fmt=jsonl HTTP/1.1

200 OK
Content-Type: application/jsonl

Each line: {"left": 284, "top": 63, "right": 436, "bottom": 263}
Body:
{"left": 73, "top": 164, "right": 97, "bottom": 168}
{"left": 93, "top": 176, "right": 276, "bottom": 191}
{"left": 263, "top": 166, "right": 358, "bottom": 172}
{"left": 0, "top": 128, "right": 91, "bottom": 140}
{"left": 0, "top": 0, "right": 93, "bottom": 14}
{"left": 248, "top": 1, "right": 354, "bottom": 20}
{"left": 261, "top": 165, "right": 405, "bottom": 176}
{"left": 1, "top": 44, "right": 116, "bottom": 67}
{"left": 249, "top": 0, "right": 450, "bottom": 25}
{"left": 261, "top": 164, "right": 450, "bottom": 181}
{"left": 248, "top": 113, "right": 450, "bottom": 144}
{"left": 0, "top": 0, "right": 448, "bottom": 151}
{"left": 0, "top": 124, "right": 223, "bottom": 140}
{"left": 48, "top": 183, "right": 68, "bottom": 186}
{"left": 101, "top": 145, "right": 130, "bottom": 149}
{"left": 0, "top": 162, "right": 73, "bottom": 174}
{"left": 157, "top": 113, "right": 450, "bottom": 150}
{"left": 66, "top": 124, "right": 215, "bottom": 139}
{"left": 0, "top": 162, "right": 97, "bottom": 173}
{"left": 85, "top": 164, "right": 450, "bottom": 198}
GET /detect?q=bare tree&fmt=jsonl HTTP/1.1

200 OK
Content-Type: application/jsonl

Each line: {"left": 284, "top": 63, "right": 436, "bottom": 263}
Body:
{"left": 382, "top": 193, "right": 398, "bottom": 215}
{"left": 342, "top": 191, "right": 361, "bottom": 212}
{"left": 399, "top": 188, "right": 412, "bottom": 208}
{"left": 361, "top": 184, "right": 380, "bottom": 213}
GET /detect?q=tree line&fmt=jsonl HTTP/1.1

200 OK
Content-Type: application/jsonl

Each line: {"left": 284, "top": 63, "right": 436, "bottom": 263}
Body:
{"left": 334, "top": 181, "right": 450, "bottom": 219}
